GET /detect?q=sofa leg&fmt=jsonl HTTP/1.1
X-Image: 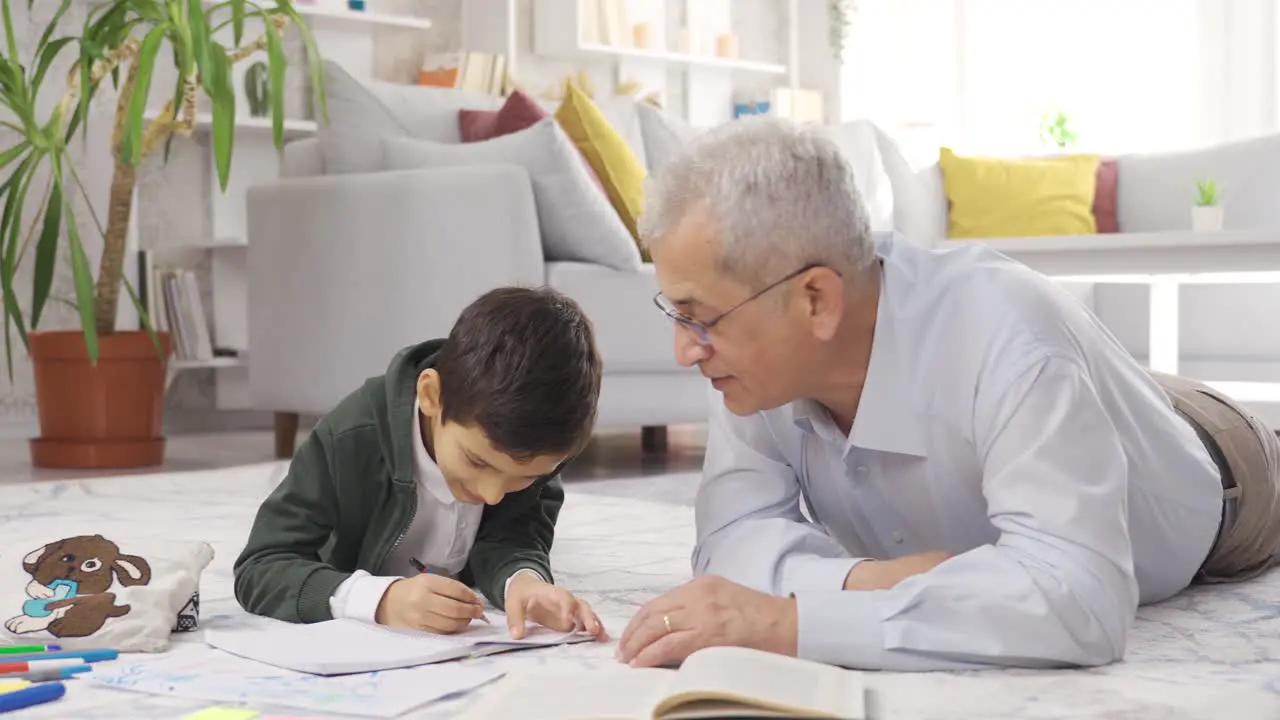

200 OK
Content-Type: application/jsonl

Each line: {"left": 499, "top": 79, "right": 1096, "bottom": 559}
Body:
{"left": 642, "top": 425, "right": 668, "bottom": 454}
{"left": 274, "top": 412, "right": 300, "bottom": 460}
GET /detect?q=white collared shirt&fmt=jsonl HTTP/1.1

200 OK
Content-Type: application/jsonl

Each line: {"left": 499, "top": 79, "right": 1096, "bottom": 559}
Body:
{"left": 330, "top": 400, "right": 539, "bottom": 622}
{"left": 693, "top": 233, "right": 1225, "bottom": 671}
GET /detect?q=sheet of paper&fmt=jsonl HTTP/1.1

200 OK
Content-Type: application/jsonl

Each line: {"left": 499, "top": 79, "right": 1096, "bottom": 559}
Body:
{"left": 206, "top": 611, "right": 593, "bottom": 675}
{"left": 182, "top": 708, "right": 260, "bottom": 720}
{"left": 83, "top": 647, "right": 503, "bottom": 718}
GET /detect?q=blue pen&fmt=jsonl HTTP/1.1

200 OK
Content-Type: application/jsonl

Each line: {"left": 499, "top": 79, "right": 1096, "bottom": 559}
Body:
{"left": 0, "top": 649, "right": 117, "bottom": 664}
{"left": 0, "top": 680, "right": 65, "bottom": 713}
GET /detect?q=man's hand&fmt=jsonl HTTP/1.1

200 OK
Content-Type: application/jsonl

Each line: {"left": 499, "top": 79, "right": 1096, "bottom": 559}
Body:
{"left": 617, "top": 575, "right": 796, "bottom": 668}
{"left": 375, "top": 574, "right": 487, "bottom": 633}
{"left": 504, "top": 572, "right": 607, "bottom": 641}
{"left": 843, "top": 551, "right": 954, "bottom": 591}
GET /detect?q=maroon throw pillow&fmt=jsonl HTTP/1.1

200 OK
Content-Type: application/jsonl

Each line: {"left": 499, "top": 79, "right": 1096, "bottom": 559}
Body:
{"left": 459, "top": 90, "right": 549, "bottom": 142}
{"left": 1094, "top": 158, "right": 1119, "bottom": 233}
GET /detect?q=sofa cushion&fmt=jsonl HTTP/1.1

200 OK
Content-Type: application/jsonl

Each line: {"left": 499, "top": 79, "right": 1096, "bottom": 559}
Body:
{"left": 1115, "top": 133, "right": 1280, "bottom": 231}
{"left": 636, "top": 101, "right": 698, "bottom": 176}
{"left": 938, "top": 148, "right": 1100, "bottom": 238}
{"left": 317, "top": 61, "right": 503, "bottom": 174}
{"left": 382, "top": 120, "right": 643, "bottom": 271}
{"left": 545, "top": 262, "right": 683, "bottom": 373}
{"left": 593, "top": 96, "right": 649, "bottom": 171}
{"left": 555, "top": 83, "right": 648, "bottom": 257}
{"left": 459, "top": 89, "right": 549, "bottom": 141}
{"left": 827, "top": 120, "right": 896, "bottom": 233}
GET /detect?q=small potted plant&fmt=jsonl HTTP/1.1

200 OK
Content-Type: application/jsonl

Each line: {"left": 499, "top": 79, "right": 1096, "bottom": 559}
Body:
{"left": 1192, "top": 177, "right": 1223, "bottom": 232}
{"left": 0, "top": 0, "right": 327, "bottom": 468}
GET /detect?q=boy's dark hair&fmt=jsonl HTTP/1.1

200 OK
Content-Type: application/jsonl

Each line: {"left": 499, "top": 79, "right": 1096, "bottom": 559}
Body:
{"left": 436, "top": 286, "right": 602, "bottom": 459}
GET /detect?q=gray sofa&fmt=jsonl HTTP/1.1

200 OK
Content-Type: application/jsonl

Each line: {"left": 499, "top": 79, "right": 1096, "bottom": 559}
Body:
{"left": 246, "top": 64, "right": 710, "bottom": 457}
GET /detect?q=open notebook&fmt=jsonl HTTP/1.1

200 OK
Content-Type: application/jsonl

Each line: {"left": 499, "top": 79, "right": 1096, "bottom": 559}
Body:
{"left": 458, "top": 645, "right": 867, "bottom": 719}
{"left": 205, "top": 611, "right": 596, "bottom": 675}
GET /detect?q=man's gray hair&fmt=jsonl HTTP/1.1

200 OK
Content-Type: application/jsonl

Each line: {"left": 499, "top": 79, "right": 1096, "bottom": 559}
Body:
{"left": 638, "top": 116, "right": 876, "bottom": 288}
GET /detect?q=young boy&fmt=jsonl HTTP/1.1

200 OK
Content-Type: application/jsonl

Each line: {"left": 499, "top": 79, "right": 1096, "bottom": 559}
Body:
{"left": 233, "top": 287, "right": 606, "bottom": 640}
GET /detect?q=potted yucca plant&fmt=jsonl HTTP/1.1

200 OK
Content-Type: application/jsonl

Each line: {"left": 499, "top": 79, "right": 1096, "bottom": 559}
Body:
{"left": 0, "top": 0, "right": 326, "bottom": 468}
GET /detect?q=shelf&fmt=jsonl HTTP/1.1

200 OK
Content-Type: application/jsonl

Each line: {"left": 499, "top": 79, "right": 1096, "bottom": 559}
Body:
{"left": 561, "top": 42, "right": 787, "bottom": 75}
{"left": 150, "top": 238, "right": 248, "bottom": 253}
{"left": 957, "top": 229, "right": 1280, "bottom": 277}
{"left": 171, "top": 357, "right": 245, "bottom": 371}
{"left": 293, "top": 4, "right": 433, "bottom": 32}
{"left": 144, "top": 110, "right": 318, "bottom": 136}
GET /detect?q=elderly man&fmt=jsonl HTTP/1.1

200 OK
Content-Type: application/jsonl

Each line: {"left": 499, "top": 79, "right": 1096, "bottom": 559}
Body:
{"left": 616, "top": 117, "right": 1280, "bottom": 672}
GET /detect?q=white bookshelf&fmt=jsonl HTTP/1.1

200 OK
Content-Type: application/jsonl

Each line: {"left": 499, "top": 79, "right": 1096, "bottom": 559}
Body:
{"left": 137, "top": 2, "right": 433, "bottom": 411}
{"left": 497, "top": 0, "right": 800, "bottom": 127}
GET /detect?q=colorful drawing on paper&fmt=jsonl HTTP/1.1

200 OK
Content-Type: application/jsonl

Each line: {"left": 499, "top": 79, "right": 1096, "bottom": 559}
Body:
{"left": 83, "top": 649, "right": 502, "bottom": 718}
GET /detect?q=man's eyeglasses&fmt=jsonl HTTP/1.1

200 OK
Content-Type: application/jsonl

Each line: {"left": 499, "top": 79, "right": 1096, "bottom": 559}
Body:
{"left": 652, "top": 264, "right": 827, "bottom": 346}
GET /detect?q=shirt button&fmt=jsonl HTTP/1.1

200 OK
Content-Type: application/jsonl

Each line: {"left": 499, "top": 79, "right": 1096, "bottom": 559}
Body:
{"left": 892, "top": 531, "right": 903, "bottom": 544}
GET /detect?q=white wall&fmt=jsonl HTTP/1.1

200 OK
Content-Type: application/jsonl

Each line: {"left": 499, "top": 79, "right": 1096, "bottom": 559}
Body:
{"left": 834, "top": 0, "right": 1280, "bottom": 422}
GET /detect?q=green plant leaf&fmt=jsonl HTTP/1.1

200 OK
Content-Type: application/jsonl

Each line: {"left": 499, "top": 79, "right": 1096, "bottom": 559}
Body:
{"left": 60, "top": 183, "right": 99, "bottom": 366}
{"left": 263, "top": 18, "right": 285, "bottom": 147}
{"left": 231, "top": 0, "right": 247, "bottom": 47}
{"left": 274, "top": 3, "right": 327, "bottom": 124}
{"left": 124, "top": 25, "right": 168, "bottom": 166}
{"left": 208, "top": 41, "right": 235, "bottom": 190}
{"left": 1, "top": 0, "right": 18, "bottom": 65}
{"left": 30, "top": 0, "right": 74, "bottom": 81}
{"left": 0, "top": 151, "right": 37, "bottom": 379}
{"left": 32, "top": 37, "right": 76, "bottom": 98}
{"left": 187, "top": 0, "right": 212, "bottom": 78}
{"left": 29, "top": 180, "right": 60, "bottom": 330}
{"left": 120, "top": 270, "right": 163, "bottom": 356}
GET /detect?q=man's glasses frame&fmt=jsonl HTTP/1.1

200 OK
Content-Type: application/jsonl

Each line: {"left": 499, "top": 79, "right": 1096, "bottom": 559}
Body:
{"left": 652, "top": 263, "right": 828, "bottom": 346}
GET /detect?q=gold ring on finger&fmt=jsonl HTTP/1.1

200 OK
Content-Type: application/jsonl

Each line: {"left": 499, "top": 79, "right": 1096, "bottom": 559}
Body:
{"left": 663, "top": 614, "right": 672, "bottom": 633}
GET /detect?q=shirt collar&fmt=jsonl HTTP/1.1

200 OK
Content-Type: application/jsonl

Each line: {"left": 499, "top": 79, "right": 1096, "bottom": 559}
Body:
{"left": 791, "top": 236, "right": 929, "bottom": 458}
{"left": 413, "top": 398, "right": 457, "bottom": 504}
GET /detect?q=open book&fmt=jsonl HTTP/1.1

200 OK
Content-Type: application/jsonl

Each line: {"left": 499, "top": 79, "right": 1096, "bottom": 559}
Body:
{"left": 205, "top": 611, "right": 596, "bottom": 676}
{"left": 458, "top": 645, "right": 867, "bottom": 719}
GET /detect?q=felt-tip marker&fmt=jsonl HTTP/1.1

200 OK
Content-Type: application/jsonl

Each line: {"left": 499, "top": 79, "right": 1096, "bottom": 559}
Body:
{"left": 410, "top": 557, "right": 491, "bottom": 624}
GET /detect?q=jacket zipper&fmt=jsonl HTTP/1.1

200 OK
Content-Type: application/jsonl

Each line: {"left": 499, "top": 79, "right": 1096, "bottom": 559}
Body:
{"left": 381, "top": 483, "right": 418, "bottom": 568}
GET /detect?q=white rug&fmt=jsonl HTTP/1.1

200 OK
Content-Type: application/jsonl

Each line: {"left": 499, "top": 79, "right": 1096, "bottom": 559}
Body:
{"left": 0, "top": 462, "right": 1276, "bottom": 719}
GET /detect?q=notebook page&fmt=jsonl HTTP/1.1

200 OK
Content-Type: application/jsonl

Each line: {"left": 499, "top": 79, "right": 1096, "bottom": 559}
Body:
{"left": 457, "top": 668, "right": 676, "bottom": 720}
{"left": 207, "top": 613, "right": 589, "bottom": 676}
{"left": 655, "top": 646, "right": 865, "bottom": 719}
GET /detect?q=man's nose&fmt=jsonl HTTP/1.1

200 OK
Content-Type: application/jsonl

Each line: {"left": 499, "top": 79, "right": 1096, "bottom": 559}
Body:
{"left": 674, "top": 325, "right": 710, "bottom": 367}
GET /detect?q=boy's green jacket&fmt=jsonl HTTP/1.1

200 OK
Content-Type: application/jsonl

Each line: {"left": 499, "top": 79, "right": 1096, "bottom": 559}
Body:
{"left": 233, "top": 339, "right": 564, "bottom": 623}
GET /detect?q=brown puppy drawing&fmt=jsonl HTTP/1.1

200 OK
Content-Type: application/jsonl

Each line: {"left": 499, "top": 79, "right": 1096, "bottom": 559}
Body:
{"left": 4, "top": 535, "right": 152, "bottom": 639}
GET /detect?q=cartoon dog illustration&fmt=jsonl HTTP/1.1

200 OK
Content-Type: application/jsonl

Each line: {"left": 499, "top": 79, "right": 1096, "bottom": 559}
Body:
{"left": 4, "top": 535, "right": 151, "bottom": 639}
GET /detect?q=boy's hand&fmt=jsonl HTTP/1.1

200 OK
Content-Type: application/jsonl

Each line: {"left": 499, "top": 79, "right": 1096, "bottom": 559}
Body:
{"left": 376, "top": 574, "right": 487, "bottom": 633}
{"left": 504, "top": 572, "right": 607, "bottom": 641}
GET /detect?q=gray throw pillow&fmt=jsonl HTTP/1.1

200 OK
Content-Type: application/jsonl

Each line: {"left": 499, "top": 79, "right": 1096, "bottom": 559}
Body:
{"left": 316, "top": 61, "right": 503, "bottom": 175}
{"left": 382, "top": 119, "right": 643, "bottom": 272}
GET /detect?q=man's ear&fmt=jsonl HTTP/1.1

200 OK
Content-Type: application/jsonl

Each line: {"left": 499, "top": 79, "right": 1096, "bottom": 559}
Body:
{"left": 801, "top": 267, "right": 846, "bottom": 341}
{"left": 417, "top": 368, "right": 442, "bottom": 416}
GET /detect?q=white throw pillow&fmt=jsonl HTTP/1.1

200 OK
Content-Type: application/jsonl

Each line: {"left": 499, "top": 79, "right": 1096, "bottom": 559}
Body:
{"left": 317, "top": 61, "right": 504, "bottom": 175}
{"left": 1, "top": 533, "right": 213, "bottom": 653}
{"left": 826, "top": 120, "right": 896, "bottom": 233}
{"left": 635, "top": 102, "right": 699, "bottom": 176}
{"left": 382, "top": 119, "right": 643, "bottom": 272}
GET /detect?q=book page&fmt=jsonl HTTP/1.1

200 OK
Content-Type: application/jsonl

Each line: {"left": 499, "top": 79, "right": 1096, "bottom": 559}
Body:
{"left": 456, "top": 667, "right": 676, "bottom": 720}
{"left": 654, "top": 647, "right": 865, "bottom": 720}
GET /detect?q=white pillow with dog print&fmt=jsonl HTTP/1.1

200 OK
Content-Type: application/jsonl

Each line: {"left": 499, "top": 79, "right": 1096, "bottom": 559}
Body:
{"left": 0, "top": 533, "right": 214, "bottom": 653}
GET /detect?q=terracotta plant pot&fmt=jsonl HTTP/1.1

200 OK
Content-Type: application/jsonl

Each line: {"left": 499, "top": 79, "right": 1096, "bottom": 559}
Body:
{"left": 29, "top": 330, "right": 174, "bottom": 469}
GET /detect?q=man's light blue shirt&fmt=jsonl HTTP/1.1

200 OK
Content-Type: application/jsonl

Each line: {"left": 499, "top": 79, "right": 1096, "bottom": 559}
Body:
{"left": 693, "top": 234, "right": 1225, "bottom": 671}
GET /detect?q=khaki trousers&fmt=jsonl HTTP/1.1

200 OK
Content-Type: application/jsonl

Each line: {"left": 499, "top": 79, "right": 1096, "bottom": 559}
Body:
{"left": 1149, "top": 371, "right": 1280, "bottom": 582}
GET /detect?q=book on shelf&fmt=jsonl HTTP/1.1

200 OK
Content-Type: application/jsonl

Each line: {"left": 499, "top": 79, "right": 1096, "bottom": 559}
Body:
{"left": 590, "top": 0, "right": 632, "bottom": 48}
{"left": 136, "top": 250, "right": 215, "bottom": 363}
{"left": 418, "top": 52, "right": 507, "bottom": 95}
{"left": 457, "top": 645, "right": 868, "bottom": 720}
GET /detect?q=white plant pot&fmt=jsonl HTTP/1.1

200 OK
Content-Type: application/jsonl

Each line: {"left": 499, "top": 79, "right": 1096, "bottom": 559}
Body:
{"left": 1192, "top": 205, "right": 1224, "bottom": 232}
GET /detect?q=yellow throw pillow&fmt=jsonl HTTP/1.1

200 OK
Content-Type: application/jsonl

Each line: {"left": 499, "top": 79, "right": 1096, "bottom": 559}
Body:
{"left": 554, "top": 84, "right": 650, "bottom": 259}
{"left": 938, "top": 148, "right": 1100, "bottom": 238}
